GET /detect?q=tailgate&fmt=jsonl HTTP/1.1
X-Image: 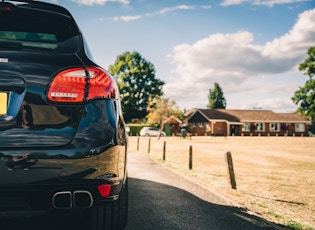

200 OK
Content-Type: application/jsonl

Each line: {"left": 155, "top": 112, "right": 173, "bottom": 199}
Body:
{"left": 0, "top": 51, "right": 84, "bottom": 148}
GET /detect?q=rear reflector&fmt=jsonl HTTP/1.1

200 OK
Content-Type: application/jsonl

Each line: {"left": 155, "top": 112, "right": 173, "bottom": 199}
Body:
{"left": 0, "top": 6, "right": 11, "bottom": 11}
{"left": 0, "top": 3, "right": 16, "bottom": 11}
{"left": 47, "top": 67, "right": 117, "bottom": 103}
{"left": 98, "top": 185, "right": 111, "bottom": 197}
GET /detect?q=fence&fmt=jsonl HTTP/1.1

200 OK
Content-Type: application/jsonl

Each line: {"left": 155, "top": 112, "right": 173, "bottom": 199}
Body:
{"left": 131, "top": 136, "right": 240, "bottom": 189}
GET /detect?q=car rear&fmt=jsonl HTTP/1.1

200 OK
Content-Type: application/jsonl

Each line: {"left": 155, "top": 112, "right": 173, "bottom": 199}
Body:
{"left": 0, "top": 1, "right": 128, "bottom": 229}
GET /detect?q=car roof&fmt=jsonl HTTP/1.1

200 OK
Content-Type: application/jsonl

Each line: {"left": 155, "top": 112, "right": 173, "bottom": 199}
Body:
{"left": 1, "top": 0, "right": 80, "bottom": 42}
{"left": 2, "top": 0, "right": 73, "bottom": 18}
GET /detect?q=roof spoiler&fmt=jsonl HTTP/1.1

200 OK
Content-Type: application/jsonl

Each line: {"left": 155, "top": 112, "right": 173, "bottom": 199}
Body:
{"left": 1, "top": 0, "right": 73, "bottom": 18}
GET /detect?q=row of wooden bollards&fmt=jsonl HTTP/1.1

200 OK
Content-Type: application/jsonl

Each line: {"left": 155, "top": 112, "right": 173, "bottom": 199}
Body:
{"left": 138, "top": 137, "right": 237, "bottom": 190}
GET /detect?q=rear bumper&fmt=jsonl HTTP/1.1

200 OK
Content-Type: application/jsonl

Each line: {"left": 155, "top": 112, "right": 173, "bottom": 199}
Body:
{"left": 0, "top": 143, "right": 127, "bottom": 213}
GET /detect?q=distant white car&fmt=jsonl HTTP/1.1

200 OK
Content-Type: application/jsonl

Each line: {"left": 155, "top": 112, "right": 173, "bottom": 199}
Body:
{"left": 140, "top": 127, "right": 166, "bottom": 137}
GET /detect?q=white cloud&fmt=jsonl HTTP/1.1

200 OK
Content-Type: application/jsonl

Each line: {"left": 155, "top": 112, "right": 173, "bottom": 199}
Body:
{"left": 71, "top": 0, "right": 129, "bottom": 6}
{"left": 113, "top": 15, "right": 142, "bottom": 21}
{"left": 221, "top": 0, "right": 248, "bottom": 6}
{"left": 158, "top": 5, "right": 195, "bottom": 15}
{"left": 201, "top": 5, "right": 212, "bottom": 9}
{"left": 113, "top": 5, "right": 196, "bottom": 21}
{"left": 165, "top": 9, "right": 315, "bottom": 111}
{"left": 231, "top": 98, "right": 298, "bottom": 112}
{"left": 221, "top": 0, "right": 310, "bottom": 7}
{"left": 262, "top": 8, "right": 315, "bottom": 58}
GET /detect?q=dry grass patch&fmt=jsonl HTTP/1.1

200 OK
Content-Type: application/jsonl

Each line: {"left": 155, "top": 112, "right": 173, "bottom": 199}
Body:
{"left": 129, "top": 136, "right": 315, "bottom": 229}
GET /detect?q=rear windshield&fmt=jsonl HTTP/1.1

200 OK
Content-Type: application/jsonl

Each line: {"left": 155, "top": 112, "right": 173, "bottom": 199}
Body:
{"left": 0, "top": 7, "right": 80, "bottom": 53}
{"left": 0, "top": 31, "right": 57, "bottom": 43}
{"left": 0, "top": 31, "right": 58, "bottom": 50}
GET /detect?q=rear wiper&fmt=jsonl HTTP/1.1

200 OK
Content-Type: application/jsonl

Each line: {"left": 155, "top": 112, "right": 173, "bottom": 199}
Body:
{"left": 0, "top": 40, "right": 53, "bottom": 52}
{"left": 22, "top": 45, "right": 53, "bottom": 52}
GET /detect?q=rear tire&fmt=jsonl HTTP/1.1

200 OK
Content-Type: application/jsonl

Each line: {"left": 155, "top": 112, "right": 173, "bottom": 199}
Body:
{"left": 89, "top": 179, "right": 128, "bottom": 230}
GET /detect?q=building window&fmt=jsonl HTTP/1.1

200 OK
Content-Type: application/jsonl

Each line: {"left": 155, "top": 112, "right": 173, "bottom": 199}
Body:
{"left": 255, "top": 123, "right": 265, "bottom": 132}
{"left": 192, "top": 122, "right": 196, "bottom": 128}
{"left": 295, "top": 123, "right": 305, "bottom": 132}
{"left": 199, "top": 122, "right": 203, "bottom": 127}
{"left": 242, "top": 123, "right": 250, "bottom": 132}
{"left": 270, "top": 123, "right": 280, "bottom": 132}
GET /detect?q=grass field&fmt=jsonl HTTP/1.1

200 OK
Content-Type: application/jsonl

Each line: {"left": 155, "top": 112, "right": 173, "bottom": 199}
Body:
{"left": 128, "top": 136, "right": 315, "bottom": 230}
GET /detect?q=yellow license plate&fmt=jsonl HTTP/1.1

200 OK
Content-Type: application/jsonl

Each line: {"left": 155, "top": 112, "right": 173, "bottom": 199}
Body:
{"left": 0, "top": 93, "right": 8, "bottom": 115}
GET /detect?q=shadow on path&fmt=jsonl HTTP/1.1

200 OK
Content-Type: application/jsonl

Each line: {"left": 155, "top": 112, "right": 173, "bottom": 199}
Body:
{"left": 127, "top": 177, "right": 289, "bottom": 230}
{"left": 0, "top": 176, "right": 290, "bottom": 229}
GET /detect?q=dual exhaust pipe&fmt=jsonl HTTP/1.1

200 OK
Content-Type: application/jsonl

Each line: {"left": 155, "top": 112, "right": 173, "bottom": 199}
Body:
{"left": 52, "top": 190, "right": 93, "bottom": 209}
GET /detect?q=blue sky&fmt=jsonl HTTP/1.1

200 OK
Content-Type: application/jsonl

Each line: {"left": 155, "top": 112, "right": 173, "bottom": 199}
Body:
{"left": 47, "top": 0, "right": 314, "bottom": 112}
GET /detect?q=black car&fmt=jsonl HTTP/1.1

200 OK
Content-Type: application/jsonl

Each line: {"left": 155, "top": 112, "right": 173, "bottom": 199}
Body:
{"left": 0, "top": 1, "right": 128, "bottom": 229}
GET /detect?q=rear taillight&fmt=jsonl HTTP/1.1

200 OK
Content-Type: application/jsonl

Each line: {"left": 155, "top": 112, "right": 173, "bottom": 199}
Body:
{"left": 47, "top": 67, "right": 117, "bottom": 103}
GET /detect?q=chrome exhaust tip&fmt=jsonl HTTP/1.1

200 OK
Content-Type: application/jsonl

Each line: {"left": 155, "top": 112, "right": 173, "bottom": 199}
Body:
{"left": 52, "top": 191, "right": 72, "bottom": 209}
{"left": 73, "top": 190, "right": 93, "bottom": 208}
{"left": 52, "top": 190, "right": 93, "bottom": 209}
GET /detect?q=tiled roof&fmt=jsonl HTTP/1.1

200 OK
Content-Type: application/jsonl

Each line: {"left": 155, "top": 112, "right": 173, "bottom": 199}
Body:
{"left": 163, "top": 115, "right": 182, "bottom": 124}
{"left": 190, "top": 109, "right": 310, "bottom": 123}
{"left": 198, "top": 109, "right": 240, "bottom": 122}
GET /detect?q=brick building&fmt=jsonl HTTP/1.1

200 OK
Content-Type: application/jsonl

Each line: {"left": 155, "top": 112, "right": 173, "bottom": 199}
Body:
{"left": 185, "top": 109, "right": 311, "bottom": 136}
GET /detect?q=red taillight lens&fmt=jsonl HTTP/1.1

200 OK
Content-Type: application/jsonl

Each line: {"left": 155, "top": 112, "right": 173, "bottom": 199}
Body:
{"left": 48, "top": 68, "right": 87, "bottom": 103}
{"left": 47, "top": 67, "right": 117, "bottom": 103}
{"left": 98, "top": 184, "right": 111, "bottom": 197}
{"left": 87, "top": 67, "right": 117, "bottom": 100}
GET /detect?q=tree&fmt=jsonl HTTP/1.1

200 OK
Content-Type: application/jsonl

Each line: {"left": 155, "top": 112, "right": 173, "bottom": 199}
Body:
{"left": 292, "top": 46, "right": 315, "bottom": 124}
{"left": 108, "top": 51, "right": 165, "bottom": 122}
{"left": 207, "top": 82, "right": 226, "bottom": 109}
{"left": 146, "top": 98, "right": 183, "bottom": 126}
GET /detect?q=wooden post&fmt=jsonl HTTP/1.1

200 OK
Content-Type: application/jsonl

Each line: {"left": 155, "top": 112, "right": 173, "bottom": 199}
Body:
{"left": 189, "top": 145, "right": 193, "bottom": 170}
{"left": 225, "top": 151, "right": 237, "bottom": 190}
{"left": 137, "top": 136, "right": 140, "bottom": 151}
{"left": 147, "top": 138, "right": 151, "bottom": 154}
{"left": 163, "top": 141, "right": 166, "bottom": 161}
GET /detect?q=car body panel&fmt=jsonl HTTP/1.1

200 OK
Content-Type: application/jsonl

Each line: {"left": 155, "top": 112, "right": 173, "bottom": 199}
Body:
{"left": 0, "top": 49, "right": 85, "bottom": 147}
{"left": 0, "top": 1, "right": 128, "bottom": 220}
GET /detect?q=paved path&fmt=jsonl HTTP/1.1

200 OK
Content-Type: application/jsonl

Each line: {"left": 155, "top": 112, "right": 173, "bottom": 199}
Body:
{"left": 126, "top": 151, "right": 285, "bottom": 230}
{"left": 0, "top": 151, "right": 286, "bottom": 230}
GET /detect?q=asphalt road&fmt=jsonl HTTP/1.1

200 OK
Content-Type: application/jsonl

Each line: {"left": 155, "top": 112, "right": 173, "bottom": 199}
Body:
{"left": 126, "top": 152, "right": 286, "bottom": 230}
{"left": 0, "top": 152, "right": 287, "bottom": 230}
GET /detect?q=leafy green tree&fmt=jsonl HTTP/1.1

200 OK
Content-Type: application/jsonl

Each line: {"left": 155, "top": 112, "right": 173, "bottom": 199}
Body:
{"left": 108, "top": 51, "right": 164, "bottom": 122}
{"left": 292, "top": 47, "right": 315, "bottom": 126}
{"left": 207, "top": 82, "right": 226, "bottom": 109}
